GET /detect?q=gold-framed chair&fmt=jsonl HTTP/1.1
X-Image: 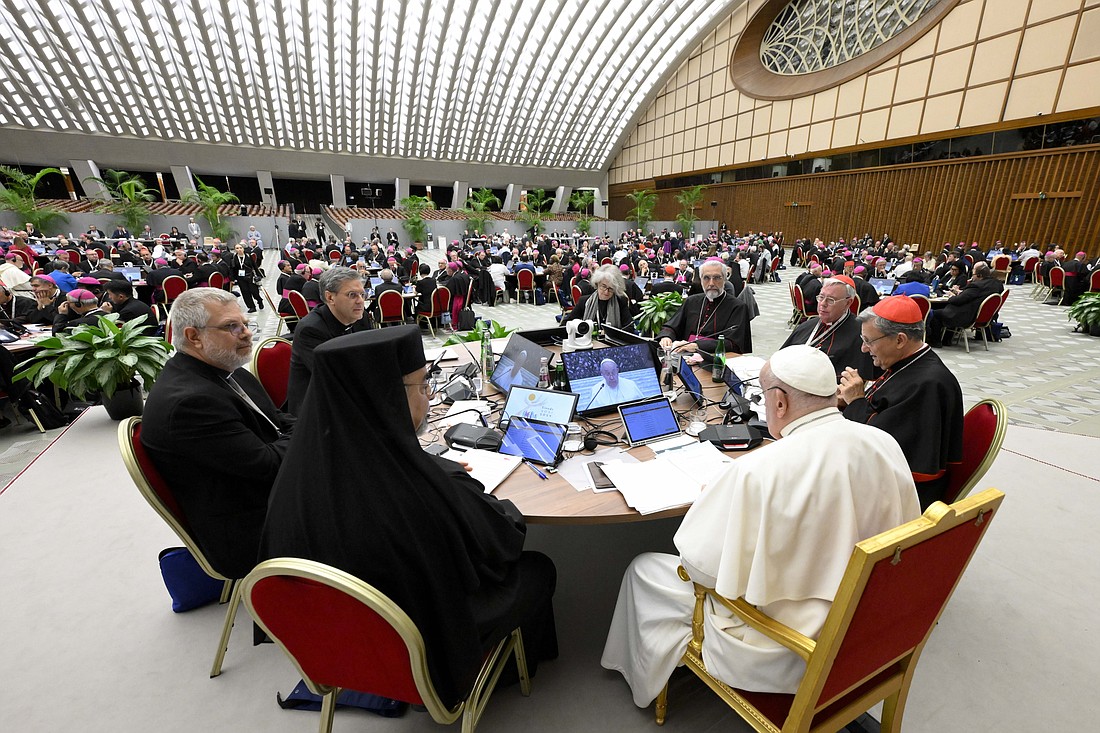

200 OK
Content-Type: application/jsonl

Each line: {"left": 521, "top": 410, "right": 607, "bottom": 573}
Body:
{"left": 242, "top": 558, "right": 531, "bottom": 733}
{"left": 117, "top": 417, "right": 244, "bottom": 678}
{"left": 655, "top": 488, "right": 1006, "bottom": 733}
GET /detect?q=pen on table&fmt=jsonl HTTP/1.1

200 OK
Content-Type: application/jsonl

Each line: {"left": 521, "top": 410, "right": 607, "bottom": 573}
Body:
{"left": 523, "top": 460, "right": 548, "bottom": 480}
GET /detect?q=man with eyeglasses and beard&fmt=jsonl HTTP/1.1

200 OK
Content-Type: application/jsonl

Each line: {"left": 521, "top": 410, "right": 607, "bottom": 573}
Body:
{"left": 658, "top": 258, "right": 752, "bottom": 360}
{"left": 141, "top": 288, "right": 296, "bottom": 580}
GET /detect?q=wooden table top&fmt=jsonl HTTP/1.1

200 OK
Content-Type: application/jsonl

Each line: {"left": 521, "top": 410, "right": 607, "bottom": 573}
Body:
{"left": 429, "top": 338, "right": 748, "bottom": 525}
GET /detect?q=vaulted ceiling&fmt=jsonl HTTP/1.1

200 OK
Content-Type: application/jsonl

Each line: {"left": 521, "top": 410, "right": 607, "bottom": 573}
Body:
{"left": 0, "top": 0, "right": 741, "bottom": 183}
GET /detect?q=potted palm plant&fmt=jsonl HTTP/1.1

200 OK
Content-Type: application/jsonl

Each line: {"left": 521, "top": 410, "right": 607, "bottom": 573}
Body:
{"left": 85, "top": 168, "right": 159, "bottom": 234}
{"left": 182, "top": 176, "right": 239, "bottom": 243}
{"left": 516, "top": 188, "right": 553, "bottom": 235}
{"left": 0, "top": 165, "right": 69, "bottom": 234}
{"left": 14, "top": 314, "right": 172, "bottom": 420}
{"left": 399, "top": 195, "right": 436, "bottom": 249}
{"left": 626, "top": 188, "right": 658, "bottom": 233}
{"left": 461, "top": 188, "right": 500, "bottom": 235}
{"left": 569, "top": 190, "right": 596, "bottom": 236}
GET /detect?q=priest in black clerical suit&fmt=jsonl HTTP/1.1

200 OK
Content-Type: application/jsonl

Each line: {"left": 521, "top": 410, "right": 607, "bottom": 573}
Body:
{"left": 657, "top": 259, "right": 752, "bottom": 355}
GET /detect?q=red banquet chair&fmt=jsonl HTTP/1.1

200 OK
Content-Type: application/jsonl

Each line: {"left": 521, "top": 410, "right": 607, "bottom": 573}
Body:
{"left": 287, "top": 290, "right": 310, "bottom": 319}
{"left": 117, "top": 417, "right": 244, "bottom": 678}
{"left": 208, "top": 271, "right": 226, "bottom": 290}
{"left": 788, "top": 283, "right": 809, "bottom": 327}
{"left": 160, "top": 274, "right": 188, "bottom": 308}
{"left": 377, "top": 289, "right": 405, "bottom": 327}
{"left": 250, "top": 337, "right": 292, "bottom": 408}
{"left": 516, "top": 268, "right": 536, "bottom": 304}
{"left": 908, "top": 293, "right": 932, "bottom": 321}
{"left": 1046, "top": 266, "right": 1067, "bottom": 305}
{"left": 1021, "top": 256, "right": 1038, "bottom": 284}
{"left": 944, "top": 293, "right": 1003, "bottom": 352}
{"left": 571, "top": 284, "right": 582, "bottom": 309}
{"left": 328, "top": 250, "right": 341, "bottom": 261}
{"left": 242, "top": 558, "right": 531, "bottom": 733}
{"left": 655, "top": 488, "right": 1006, "bottom": 732}
{"left": 847, "top": 293, "right": 861, "bottom": 316}
{"left": 1090, "top": 269, "right": 1100, "bottom": 294}
{"left": 942, "top": 399, "right": 1007, "bottom": 505}
{"left": 416, "top": 286, "right": 450, "bottom": 337}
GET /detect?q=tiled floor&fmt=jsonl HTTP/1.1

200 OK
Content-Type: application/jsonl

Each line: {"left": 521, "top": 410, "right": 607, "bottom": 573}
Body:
{"left": 4, "top": 257, "right": 1099, "bottom": 490}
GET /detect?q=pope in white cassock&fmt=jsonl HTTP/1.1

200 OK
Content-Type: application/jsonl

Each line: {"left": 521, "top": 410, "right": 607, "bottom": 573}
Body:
{"left": 588, "top": 358, "right": 644, "bottom": 409}
{"left": 601, "top": 345, "right": 920, "bottom": 706}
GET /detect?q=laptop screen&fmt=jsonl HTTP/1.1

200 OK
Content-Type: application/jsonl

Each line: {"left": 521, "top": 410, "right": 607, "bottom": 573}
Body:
{"left": 677, "top": 361, "right": 704, "bottom": 403}
{"left": 619, "top": 397, "right": 681, "bottom": 446}
{"left": 870, "top": 277, "right": 896, "bottom": 296}
{"left": 118, "top": 266, "right": 143, "bottom": 283}
{"left": 634, "top": 276, "right": 650, "bottom": 290}
{"left": 501, "top": 386, "right": 578, "bottom": 426}
{"left": 490, "top": 334, "right": 553, "bottom": 393}
{"left": 499, "top": 417, "right": 567, "bottom": 466}
{"left": 561, "top": 343, "right": 662, "bottom": 415}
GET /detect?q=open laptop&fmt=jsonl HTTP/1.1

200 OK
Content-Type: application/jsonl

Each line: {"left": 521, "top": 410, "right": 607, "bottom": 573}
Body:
{"left": 118, "top": 266, "right": 143, "bottom": 283}
{"left": 498, "top": 386, "right": 579, "bottom": 430}
{"left": 498, "top": 417, "right": 568, "bottom": 466}
{"left": 618, "top": 396, "right": 683, "bottom": 448}
{"left": 634, "top": 276, "right": 650, "bottom": 290}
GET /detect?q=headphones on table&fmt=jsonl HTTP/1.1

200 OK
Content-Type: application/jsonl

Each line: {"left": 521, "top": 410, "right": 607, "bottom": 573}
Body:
{"left": 582, "top": 429, "right": 619, "bottom": 452}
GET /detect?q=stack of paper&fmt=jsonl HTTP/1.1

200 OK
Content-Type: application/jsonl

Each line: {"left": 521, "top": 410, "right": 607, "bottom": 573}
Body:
{"left": 600, "top": 441, "right": 735, "bottom": 514}
{"left": 438, "top": 400, "right": 492, "bottom": 427}
{"left": 440, "top": 448, "right": 521, "bottom": 494}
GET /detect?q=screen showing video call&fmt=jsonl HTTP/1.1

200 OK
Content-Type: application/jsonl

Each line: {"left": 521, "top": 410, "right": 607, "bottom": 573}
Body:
{"left": 561, "top": 344, "right": 662, "bottom": 415}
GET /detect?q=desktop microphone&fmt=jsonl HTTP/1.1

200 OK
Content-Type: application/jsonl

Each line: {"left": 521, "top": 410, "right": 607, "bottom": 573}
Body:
{"left": 454, "top": 337, "right": 483, "bottom": 374}
{"left": 582, "top": 383, "right": 605, "bottom": 412}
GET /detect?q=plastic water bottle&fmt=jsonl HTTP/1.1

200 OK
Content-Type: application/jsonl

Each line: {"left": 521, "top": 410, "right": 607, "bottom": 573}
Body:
{"left": 538, "top": 357, "right": 551, "bottom": 389}
{"left": 712, "top": 335, "right": 727, "bottom": 382}
{"left": 479, "top": 322, "right": 494, "bottom": 379}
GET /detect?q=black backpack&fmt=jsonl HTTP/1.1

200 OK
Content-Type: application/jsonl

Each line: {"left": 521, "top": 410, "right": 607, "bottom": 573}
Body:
{"left": 18, "top": 389, "right": 70, "bottom": 430}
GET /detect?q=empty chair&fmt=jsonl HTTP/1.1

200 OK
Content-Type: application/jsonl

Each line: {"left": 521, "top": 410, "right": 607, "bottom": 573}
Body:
{"left": 516, "top": 268, "right": 537, "bottom": 304}
{"left": 250, "top": 337, "right": 292, "bottom": 409}
{"left": 377, "top": 289, "right": 405, "bottom": 327}
{"left": 943, "top": 293, "right": 1003, "bottom": 352}
{"left": 943, "top": 399, "right": 1007, "bottom": 504}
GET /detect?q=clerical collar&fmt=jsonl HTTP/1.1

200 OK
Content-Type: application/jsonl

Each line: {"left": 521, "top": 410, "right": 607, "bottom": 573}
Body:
{"left": 806, "top": 311, "right": 849, "bottom": 347}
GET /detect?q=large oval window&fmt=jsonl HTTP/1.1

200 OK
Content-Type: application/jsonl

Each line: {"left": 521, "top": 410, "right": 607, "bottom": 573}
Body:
{"left": 731, "top": 0, "right": 960, "bottom": 100}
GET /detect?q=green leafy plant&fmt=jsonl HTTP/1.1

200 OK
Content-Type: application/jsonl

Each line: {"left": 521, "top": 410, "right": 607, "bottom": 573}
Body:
{"left": 461, "top": 188, "right": 500, "bottom": 234}
{"left": 516, "top": 188, "right": 554, "bottom": 235}
{"left": 14, "top": 314, "right": 172, "bottom": 399}
{"left": 674, "top": 185, "right": 705, "bottom": 239}
{"left": 1068, "top": 292, "right": 1100, "bottom": 333}
{"left": 626, "top": 188, "right": 658, "bottom": 233}
{"left": 400, "top": 195, "right": 436, "bottom": 246}
{"left": 442, "top": 319, "right": 516, "bottom": 345}
{"left": 182, "top": 176, "right": 239, "bottom": 242}
{"left": 636, "top": 292, "right": 684, "bottom": 337}
{"left": 86, "top": 169, "right": 158, "bottom": 234}
{"left": 569, "top": 189, "right": 596, "bottom": 236}
{"left": 0, "top": 165, "right": 69, "bottom": 234}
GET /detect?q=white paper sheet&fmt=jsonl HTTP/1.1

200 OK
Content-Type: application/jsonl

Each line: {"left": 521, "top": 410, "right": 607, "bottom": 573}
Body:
{"left": 441, "top": 448, "right": 521, "bottom": 494}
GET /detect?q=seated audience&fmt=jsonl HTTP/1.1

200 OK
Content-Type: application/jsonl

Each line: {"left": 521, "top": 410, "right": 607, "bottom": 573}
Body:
{"left": 562, "top": 265, "right": 632, "bottom": 330}
{"left": 260, "top": 326, "right": 558, "bottom": 707}
{"left": 141, "top": 288, "right": 295, "bottom": 578}
{"left": 927, "top": 262, "right": 1003, "bottom": 346}
{"left": 0, "top": 284, "right": 37, "bottom": 324}
{"left": 102, "top": 280, "right": 156, "bottom": 334}
{"left": 658, "top": 259, "right": 752, "bottom": 357}
{"left": 782, "top": 277, "right": 875, "bottom": 378}
{"left": 52, "top": 289, "right": 106, "bottom": 334}
{"left": 602, "top": 345, "right": 919, "bottom": 706}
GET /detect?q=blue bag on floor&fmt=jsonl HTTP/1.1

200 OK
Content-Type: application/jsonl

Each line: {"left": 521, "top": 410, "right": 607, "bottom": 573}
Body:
{"left": 535, "top": 288, "right": 546, "bottom": 305}
{"left": 158, "top": 547, "right": 224, "bottom": 612}
{"left": 277, "top": 679, "right": 407, "bottom": 717}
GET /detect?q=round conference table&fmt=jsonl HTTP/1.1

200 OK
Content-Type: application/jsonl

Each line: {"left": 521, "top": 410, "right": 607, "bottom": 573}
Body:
{"left": 431, "top": 337, "right": 748, "bottom": 525}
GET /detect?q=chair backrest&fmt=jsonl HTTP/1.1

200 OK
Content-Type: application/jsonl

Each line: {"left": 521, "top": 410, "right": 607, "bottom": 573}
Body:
{"left": 944, "top": 399, "right": 1006, "bottom": 504}
{"left": 999, "top": 289, "right": 1010, "bottom": 311}
{"left": 162, "top": 274, "right": 188, "bottom": 301}
{"left": 787, "top": 489, "right": 1005, "bottom": 724}
{"left": 117, "top": 417, "right": 228, "bottom": 581}
{"left": 11, "top": 249, "right": 34, "bottom": 268}
{"left": 1049, "top": 266, "right": 1065, "bottom": 286}
{"left": 433, "top": 286, "right": 451, "bottom": 314}
{"left": 909, "top": 293, "right": 931, "bottom": 319}
{"left": 792, "top": 283, "right": 807, "bottom": 315}
{"left": 1090, "top": 269, "right": 1100, "bottom": 293}
{"left": 92, "top": 248, "right": 105, "bottom": 259}
{"left": 378, "top": 289, "right": 405, "bottom": 321}
{"left": 517, "top": 268, "right": 535, "bottom": 289}
{"left": 847, "top": 293, "right": 860, "bottom": 316}
{"left": 1022, "top": 256, "right": 1038, "bottom": 274}
{"left": 243, "top": 559, "right": 458, "bottom": 721}
{"left": 328, "top": 250, "right": 341, "bottom": 261}
{"left": 287, "top": 290, "right": 310, "bottom": 318}
{"left": 600, "top": 257, "right": 613, "bottom": 265}
{"left": 208, "top": 271, "right": 225, "bottom": 289}
{"left": 990, "top": 254, "right": 1010, "bottom": 271}
{"left": 964, "top": 254, "right": 974, "bottom": 264}
{"left": 571, "top": 284, "right": 582, "bottom": 305}
{"left": 972, "top": 293, "right": 1002, "bottom": 328}
{"left": 250, "top": 337, "right": 293, "bottom": 408}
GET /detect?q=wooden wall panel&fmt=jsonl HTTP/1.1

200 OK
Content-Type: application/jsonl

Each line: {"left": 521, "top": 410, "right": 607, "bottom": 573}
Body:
{"left": 610, "top": 147, "right": 1100, "bottom": 258}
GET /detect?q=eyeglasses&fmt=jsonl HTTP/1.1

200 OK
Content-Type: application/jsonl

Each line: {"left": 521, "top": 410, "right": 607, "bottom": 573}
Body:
{"left": 861, "top": 333, "right": 891, "bottom": 346}
{"left": 816, "top": 295, "right": 850, "bottom": 305}
{"left": 199, "top": 321, "right": 250, "bottom": 337}
{"left": 338, "top": 290, "right": 367, "bottom": 300}
{"left": 403, "top": 377, "right": 440, "bottom": 396}
{"left": 749, "top": 385, "right": 788, "bottom": 405}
